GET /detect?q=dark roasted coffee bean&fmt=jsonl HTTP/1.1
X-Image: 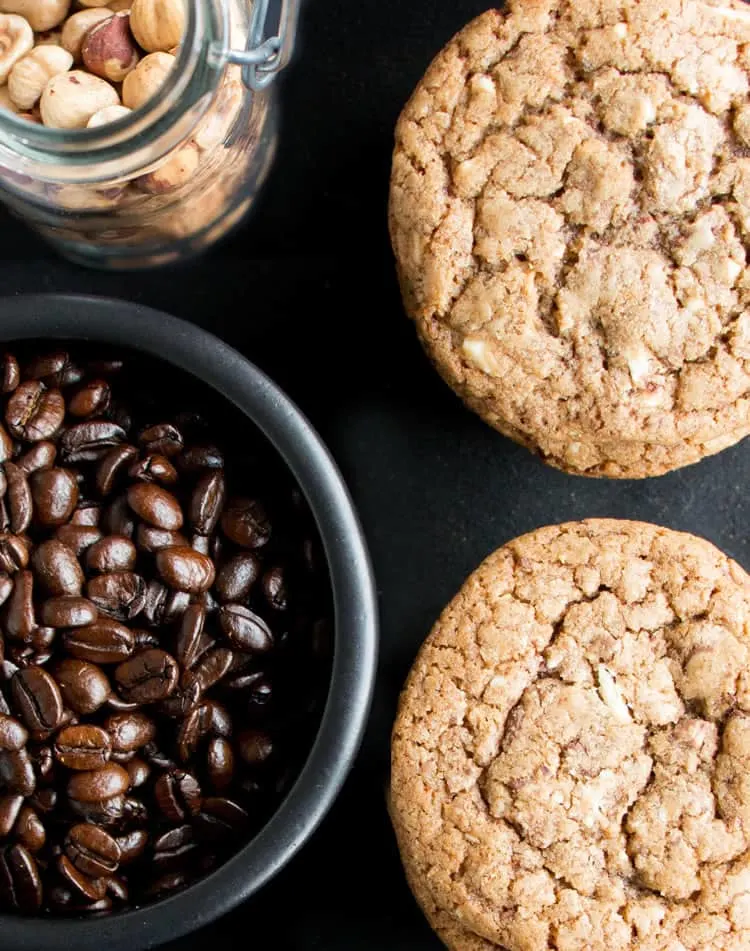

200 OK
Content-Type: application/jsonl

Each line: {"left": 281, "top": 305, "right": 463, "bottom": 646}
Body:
{"left": 133, "top": 630, "right": 159, "bottom": 650}
{"left": 0, "top": 749, "right": 35, "bottom": 795}
{"left": 140, "top": 580, "right": 167, "bottom": 626}
{"left": 69, "top": 380, "right": 111, "bottom": 418}
{"left": 30, "top": 468, "right": 78, "bottom": 526}
{"left": 163, "top": 589, "right": 190, "bottom": 624}
{"left": 95, "top": 445, "right": 138, "bottom": 497}
{"left": 141, "top": 741, "right": 175, "bottom": 770}
{"left": 124, "top": 756, "right": 149, "bottom": 788}
{"left": 206, "top": 737, "right": 234, "bottom": 791}
{"left": 154, "top": 769, "right": 201, "bottom": 821}
{"left": 71, "top": 504, "right": 102, "bottom": 527}
{"left": 224, "top": 669, "right": 265, "bottom": 692}
{"left": 156, "top": 546, "right": 215, "bottom": 594}
{"left": 215, "top": 552, "right": 261, "bottom": 603}
{"left": 0, "top": 713, "right": 28, "bottom": 751}
{"left": 178, "top": 445, "right": 223, "bottom": 472}
{"left": 0, "top": 661, "right": 18, "bottom": 683}
{"left": 31, "top": 743, "right": 54, "bottom": 783}
{"left": 4, "top": 463, "right": 32, "bottom": 534}
{"left": 189, "top": 471, "right": 225, "bottom": 536}
{"left": 14, "top": 806, "right": 44, "bottom": 853}
{"left": 246, "top": 678, "right": 273, "bottom": 711}
{"left": 54, "top": 659, "right": 110, "bottom": 715}
{"left": 67, "top": 763, "right": 130, "bottom": 803}
{"left": 32, "top": 539, "right": 83, "bottom": 596}
{"left": 6, "top": 382, "right": 65, "bottom": 443}
{"left": 128, "top": 454, "right": 178, "bottom": 485}
{"left": 146, "top": 870, "right": 187, "bottom": 897}
{"left": 54, "top": 725, "right": 111, "bottom": 770}
{"left": 0, "top": 572, "right": 12, "bottom": 610}
{"left": 58, "top": 854, "right": 108, "bottom": 901}
{"left": 106, "top": 875, "right": 128, "bottom": 902}
{"left": 0, "top": 794, "right": 23, "bottom": 836}
{"left": 101, "top": 495, "right": 135, "bottom": 538}
{"left": 194, "top": 797, "right": 248, "bottom": 842}
{"left": 48, "top": 883, "right": 76, "bottom": 911}
{"left": 61, "top": 421, "right": 126, "bottom": 463}
{"left": 175, "top": 603, "right": 206, "bottom": 669}
{"left": 87, "top": 572, "right": 145, "bottom": 622}
{"left": 4, "top": 571, "right": 35, "bottom": 642}
{"left": 24, "top": 352, "right": 81, "bottom": 388}
{"left": 0, "top": 535, "right": 28, "bottom": 577}
{"left": 203, "top": 700, "right": 232, "bottom": 736}
{"left": 55, "top": 524, "right": 102, "bottom": 557}
{"left": 127, "top": 484, "right": 183, "bottom": 530}
{"left": 11, "top": 667, "right": 63, "bottom": 732}
{"left": 0, "top": 426, "right": 11, "bottom": 465}
{"left": 17, "top": 440, "right": 56, "bottom": 476}
{"left": 65, "top": 824, "right": 120, "bottom": 877}
{"left": 69, "top": 794, "right": 125, "bottom": 826}
{"left": 0, "top": 843, "right": 42, "bottom": 912}
{"left": 237, "top": 730, "right": 273, "bottom": 766}
{"left": 63, "top": 619, "right": 134, "bottom": 665}
{"left": 115, "top": 649, "right": 178, "bottom": 703}
{"left": 189, "top": 647, "right": 233, "bottom": 694}
{"left": 221, "top": 498, "right": 271, "bottom": 549}
{"left": 121, "top": 796, "right": 147, "bottom": 826}
{"left": 105, "top": 695, "right": 139, "bottom": 712}
{"left": 219, "top": 605, "right": 273, "bottom": 653}
{"left": 0, "top": 355, "right": 19, "bottom": 394}
{"left": 86, "top": 536, "right": 136, "bottom": 575}
{"left": 115, "top": 828, "right": 147, "bottom": 864}
{"left": 154, "top": 824, "right": 192, "bottom": 855}
{"left": 158, "top": 679, "right": 201, "bottom": 719}
{"left": 262, "top": 566, "right": 288, "bottom": 611}
{"left": 135, "top": 524, "right": 187, "bottom": 553}
{"left": 27, "top": 787, "right": 56, "bottom": 814}
{"left": 138, "top": 423, "right": 183, "bottom": 457}
{"left": 104, "top": 711, "right": 155, "bottom": 753}
{"left": 41, "top": 596, "right": 98, "bottom": 629}
{"left": 191, "top": 533, "right": 210, "bottom": 555}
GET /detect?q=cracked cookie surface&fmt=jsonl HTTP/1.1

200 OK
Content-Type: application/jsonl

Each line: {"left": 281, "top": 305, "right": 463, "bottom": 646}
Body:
{"left": 391, "top": 519, "right": 750, "bottom": 950}
{"left": 389, "top": 0, "right": 750, "bottom": 477}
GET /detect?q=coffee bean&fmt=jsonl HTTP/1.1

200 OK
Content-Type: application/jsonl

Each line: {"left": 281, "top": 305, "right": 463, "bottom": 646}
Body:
{"left": 156, "top": 547, "right": 215, "bottom": 593}
{"left": 115, "top": 650, "right": 178, "bottom": 703}
{"left": 189, "top": 471, "right": 225, "bottom": 536}
{"left": 154, "top": 769, "right": 201, "bottom": 821}
{"left": 262, "top": 566, "right": 289, "bottom": 611}
{"left": 178, "top": 445, "right": 224, "bottom": 472}
{"left": 63, "top": 620, "right": 134, "bottom": 665}
{"left": 219, "top": 605, "right": 273, "bottom": 653}
{"left": 101, "top": 495, "right": 135, "bottom": 538}
{"left": 6, "top": 382, "right": 65, "bottom": 443}
{"left": 127, "top": 484, "right": 183, "bottom": 531}
{"left": 0, "top": 794, "right": 23, "bottom": 836}
{"left": 0, "top": 355, "right": 19, "bottom": 394}
{"left": 61, "top": 421, "right": 126, "bottom": 463}
{"left": 106, "top": 876, "right": 128, "bottom": 902}
{"left": 54, "top": 725, "right": 111, "bottom": 770}
{"left": 95, "top": 445, "right": 138, "bottom": 497}
{"left": 189, "top": 647, "right": 233, "bottom": 694}
{"left": 158, "top": 679, "right": 201, "bottom": 719}
{"left": 104, "top": 711, "right": 155, "bottom": 752}
{"left": 11, "top": 668, "right": 63, "bottom": 733}
{"left": 0, "top": 844, "right": 42, "bottom": 912}
{"left": 87, "top": 572, "right": 146, "bottom": 622}
{"left": 69, "top": 380, "right": 111, "bottom": 419}
{"left": 215, "top": 552, "right": 261, "bottom": 603}
{"left": 69, "top": 794, "right": 125, "bottom": 826}
{"left": 154, "top": 824, "right": 192, "bottom": 855}
{"left": 138, "top": 424, "right": 183, "bottom": 457}
{"left": 206, "top": 737, "right": 234, "bottom": 791}
{"left": 32, "top": 539, "right": 83, "bottom": 596}
{"left": 0, "top": 536, "right": 28, "bottom": 578}
{"left": 0, "top": 714, "right": 28, "bottom": 751}
{"left": 0, "top": 573, "right": 12, "bottom": 610}
{"left": 194, "top": 797, "right": 248, "bottom": 842}
{"left": 4, "top": 571, "right": 35, "bottom": 643}
{"left": 0, "top": 749, "right": 35, "bottom": 795}
{"left": 30, "top": 468, "right": 78, "bottom": 526}
{"left": 27, "top": 787, "right": 56, "bottom": 814}
{"left": 31, "top": 743, "right": 54, "bottom": 783}
{"left": 135, "top": 525, "right": 187, "bottom": 553}
{"left": 67, "top": 763, "right": 130, "bottom": 803}
{"left": 115, "top": 828, "right": 147, "bottom": 864}
{"left": 14, "top": 807, "right": 45, "bottom": 853}
{"left": 54, "top": 659, "right": 110, "bottom": 715}
{"left": 58, "top": 854, "right": 107, "bottom": 901}
{"left": 41, "top": 596, "right": 98, "bottom": 629}
{"left": 163, "top": 589, "right": 191, "bottom": 624}
{"left": 55, "top": 524, "right": 102, "bottom": 557}
{"left": 124, "top": 757, "right": 149, "bottom": 788}
{"left": 17, "top": 441, "right": 57, "bottom": 476}
{"left": 133, "top": 630, "right": 159, "bottom": 650}
{"left": 86, "top": 536, "right": 136, "bottom": 574}
{"left": 71, "top": 505, "right": 102, "bottom": 527}
{"left": 128, "top": 454, "right": 178, "bottom": 485}
{"left": 221, "top": 498, "right": 271, "bottom": 549}
{"left": 24, "top": 352, "right": 81, "bottom": 389}
{"left": 175, "top": 603, "right": 206, "bottom": 669}
{"left": 4, "top": 463, "right": 32, "bottom": 534}
{"left": 237, "top": 730, "right": 273, "bottom": 766}
{"left": 65, "top": 824, "right": 120, "bottom": 878}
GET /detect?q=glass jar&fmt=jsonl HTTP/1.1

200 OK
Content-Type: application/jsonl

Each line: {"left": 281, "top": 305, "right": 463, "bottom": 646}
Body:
{"left": 0, "top": 0, "right": 299, "bottom": 268}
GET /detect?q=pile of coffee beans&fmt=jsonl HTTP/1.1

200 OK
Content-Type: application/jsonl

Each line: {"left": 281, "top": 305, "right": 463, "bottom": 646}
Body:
{"left": 0, "top": 348, "right": 331, "bottom": 916}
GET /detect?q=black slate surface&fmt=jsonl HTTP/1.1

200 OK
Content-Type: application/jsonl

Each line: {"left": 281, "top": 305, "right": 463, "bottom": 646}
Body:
{"left": 0, "top": 0, "right": 748, "bottom": 947}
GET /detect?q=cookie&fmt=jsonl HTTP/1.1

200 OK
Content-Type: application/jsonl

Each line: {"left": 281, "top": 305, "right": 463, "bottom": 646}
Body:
{"left": 391, "top": 519, "right": 750, "bottom": 951}
{"left": 389, "top": 0, "right": 750, "bottom": 478}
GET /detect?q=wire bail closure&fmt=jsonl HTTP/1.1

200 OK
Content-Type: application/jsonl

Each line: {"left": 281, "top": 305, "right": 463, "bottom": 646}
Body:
{"left": 226, "top": 0, "right": 300, "bottom": 91}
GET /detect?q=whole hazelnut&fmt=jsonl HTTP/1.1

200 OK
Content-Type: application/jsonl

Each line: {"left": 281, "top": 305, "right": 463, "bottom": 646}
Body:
{"left": 0, "top": 83, "right": 20, "bottom": 112}
{"left": 108, "top": 0, "right": 131, "bottom": 10}
{"left": 129, "top": 0, "right": 183, "bottom": 53}
{"left": 8, "top": 45, "right": 72, "bottom": 110}
{"left": 52, "top": 183, "right": 124, "bottom": 209}
{"left": 76, "top": 0, "right": 111, "bottom": 8}
{"left": 192, "top": 78, "right": 243, "bottom": 152}
{"left": 0, "top": 13, "right": 33, "bottom": 83}
{"left": 40, "top": 69, "right": 119, "bottom": 128}
{"left": 137, "top": 141, "right": 199, "bottom": 193}
{"left": 61, "top": 7, "right": 111, "bottom": 61}
{"left": 82, "top": 12, "right": 139, "bottom": 82}
{"left": 0, "top": 0, "right": 69, "bottom": 33}
{"left": 121, "top": 50, "right": 174, "bottom": 110}
{"left": 86, "top": 102, "right": 130, "bottom": 126}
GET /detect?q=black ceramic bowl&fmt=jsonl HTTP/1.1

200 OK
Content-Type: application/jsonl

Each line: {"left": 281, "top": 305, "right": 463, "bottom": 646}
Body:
{"left": 0, "top": 294, "right": 378, "bottom": 951}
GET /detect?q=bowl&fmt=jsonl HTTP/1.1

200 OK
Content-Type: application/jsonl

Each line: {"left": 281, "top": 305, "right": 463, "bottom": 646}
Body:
{"left": 0, "top": 293, "right": 378, "bottom": 951}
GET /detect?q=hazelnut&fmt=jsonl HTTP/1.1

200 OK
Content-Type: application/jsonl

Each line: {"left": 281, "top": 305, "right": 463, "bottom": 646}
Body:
{"left": 121, "top": 50, "right": 173, "bottom": 110}
{"left": 61, "top": 7, "right": 111, "bottom": 61}
{"left": 0, "top": 83, "right": 19, "bottom": 112}
{"left": 53, "top": 183, "right": 123, "bottom": 209}
{"left": 40, "top": 69, "right": 119, "bottom": 128}
{"left": 82, "top": 12, "right": 138, "bottom": 82}
{"left": 76, "top": 0, "right": 111, "bottom": 8}
{"left": 129, "top": 0, "right": 183, "bottom": 53}
{"left": 0, "top": 13, "right": 33, "bottom": 83}
{"left": 8, "top": 45, "right": 72, "bottom": 110}
{"left": 137, "top": 140, "right": 198, "bottom": 193}
{"left": 0, "top": 0, "right": 69, "bottom": 33}
{"left": 108, "top": 0, "right": 131, "bottom": 10}
{"left": 34, "top": 28, "right": 62, "bottom": 46}
{"left": 192, "top": 78, "right": 243, "bottom": 151}
{"left": 86, "top": 101, "right": 129, "bottom": 126}
{"left": 160, "top": 181, "right": 227, "bottom": 239}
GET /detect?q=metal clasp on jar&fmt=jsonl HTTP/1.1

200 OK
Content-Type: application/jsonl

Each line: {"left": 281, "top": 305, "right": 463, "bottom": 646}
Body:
{"left": 222, "top": 0, "right": 300, "bottom": 91}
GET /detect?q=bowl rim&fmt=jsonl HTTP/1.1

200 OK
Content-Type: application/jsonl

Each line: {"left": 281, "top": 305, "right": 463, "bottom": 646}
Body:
{"left": 0, "top": 293, "right": 378, "bottom": 951}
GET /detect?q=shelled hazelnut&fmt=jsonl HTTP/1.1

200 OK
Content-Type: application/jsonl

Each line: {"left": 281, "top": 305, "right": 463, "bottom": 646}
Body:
{"left": 81, "top": 11, "right": 138, "bottom": 81}
{"left": 40, "top": 68, "right": 119, "bottom": 127}
{"left": 61, "top": 7, "right": 110, "bottom": 60}
{"left": 8, "top": 44, "right": 72, "bottom": 109}
{"left": 0, "top": 13, "right": 34, "bottom": 83}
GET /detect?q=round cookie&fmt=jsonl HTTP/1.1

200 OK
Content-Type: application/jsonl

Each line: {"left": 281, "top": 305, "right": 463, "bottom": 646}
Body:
{"left": 391, "top": 519, "right": 750, "bottom": 951}
{"left": 389, "top": 0, "right": 750, "bottom": 478}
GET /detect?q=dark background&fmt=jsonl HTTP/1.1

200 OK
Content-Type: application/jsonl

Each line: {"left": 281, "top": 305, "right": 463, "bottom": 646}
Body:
{"left": 1, "top": 0, "right": 749, "bottom": 946}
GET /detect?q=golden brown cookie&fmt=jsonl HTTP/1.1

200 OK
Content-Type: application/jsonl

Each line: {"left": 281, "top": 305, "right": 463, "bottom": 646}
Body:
{"left": 391, "top": 519, "right": 750, "bottom": 951}
{"left": 389, "top": 0, "right": 750, "bottom": 477}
